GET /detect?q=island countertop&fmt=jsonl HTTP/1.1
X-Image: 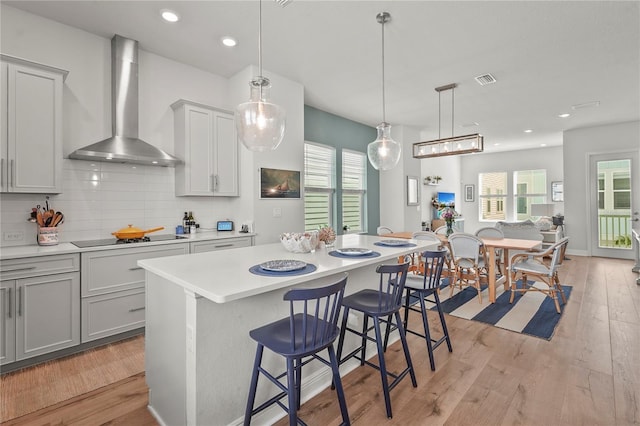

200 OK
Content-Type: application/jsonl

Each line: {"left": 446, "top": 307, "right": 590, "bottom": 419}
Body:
{"left": 138, "top": 234, "right": 435, "bottom": 304}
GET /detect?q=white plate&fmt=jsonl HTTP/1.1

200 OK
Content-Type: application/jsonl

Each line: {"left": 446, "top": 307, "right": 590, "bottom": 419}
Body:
{"left": 379, "top": 239, "right": 408, "bottom": 246}
{"left": 259, "top": 259, "right": 307, "bottom": 272}
{"left": 336, "top": 248, "right": 373, "bottom": 256}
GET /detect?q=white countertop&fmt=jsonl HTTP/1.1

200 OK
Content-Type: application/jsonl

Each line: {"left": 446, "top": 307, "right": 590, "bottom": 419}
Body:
{"left": 0, "top": 231, "right": 255, "bottom": 260}
{"left": 138, "top": 234, "right": 437, "bottom": 304}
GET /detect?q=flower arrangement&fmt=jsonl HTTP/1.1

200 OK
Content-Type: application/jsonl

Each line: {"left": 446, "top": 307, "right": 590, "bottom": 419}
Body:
{"left": 441, "top": 209, "right": 455, "bottom": 224}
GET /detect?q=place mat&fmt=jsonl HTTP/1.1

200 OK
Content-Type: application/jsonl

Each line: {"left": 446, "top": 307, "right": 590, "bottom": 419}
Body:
{"left": 328, "top": 250, "right": 381, "bottom": 259}
{"left": 374, "top": 242, "right": 417, "bottom": 248}
{"left": 249, "top": 263, "right": 317, "bottom": 276}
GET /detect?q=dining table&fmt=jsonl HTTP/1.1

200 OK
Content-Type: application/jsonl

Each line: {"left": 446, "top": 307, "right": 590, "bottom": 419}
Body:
{"left": 382, "top": 231, "right": 542, "bottom": 303}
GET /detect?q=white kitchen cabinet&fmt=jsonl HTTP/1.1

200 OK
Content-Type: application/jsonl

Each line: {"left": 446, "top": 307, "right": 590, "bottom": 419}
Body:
{"left": 0, "top": 55, "right": 67, "bottom": 194}
{"left": 0, "top": 254, "right": 80, "bottom": 365}
{"left": 189, "top": 236, "right": 254, "bottom": 253}
{"left": 171, "top": 99, "right": 238, "bottom": 197}
{"left": 80, "top": 244, "right": 188, "bottom": 342}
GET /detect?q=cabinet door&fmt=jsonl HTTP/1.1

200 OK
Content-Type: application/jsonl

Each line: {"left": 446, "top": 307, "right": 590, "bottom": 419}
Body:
{"left": 175, "top": 104, "right": 214, "bottom": 196}
{"left": 5, "top": 62, "right": 63, "bottom": 193}
{"left": 0, "top": 281, "right": 16, "bottom": 365}
{"left": 15, "top": 272, "right": 80, "bottom": 361}
{"left": 1, "top": 61, "right": 7, "bottom": 192}
{"left": 212, "top": 112, "right": 238, "bottom": 196}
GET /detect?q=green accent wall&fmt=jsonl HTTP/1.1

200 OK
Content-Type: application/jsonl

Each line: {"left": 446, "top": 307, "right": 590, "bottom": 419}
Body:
{"left": 304, "top": 105, "right": 379, "bottom": 235}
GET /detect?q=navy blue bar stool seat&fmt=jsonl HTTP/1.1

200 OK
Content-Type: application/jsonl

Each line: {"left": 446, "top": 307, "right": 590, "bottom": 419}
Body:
{"left": 244, "top": 274, "right": 350, "bottom": 426}
{"left": 335, "top": 262, "right": 416, "bottom": 419}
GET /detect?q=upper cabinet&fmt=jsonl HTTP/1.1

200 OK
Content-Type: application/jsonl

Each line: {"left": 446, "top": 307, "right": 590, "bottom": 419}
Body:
{"left": 171, "top": 99, "right": 238, "bottom": 197}
{"left": 1, "top": 55, "right": 67, "bottom": 194}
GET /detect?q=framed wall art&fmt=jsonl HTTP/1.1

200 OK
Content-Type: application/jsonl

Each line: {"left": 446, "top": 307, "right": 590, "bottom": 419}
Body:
{"left": 551, "top": 181, "right": 564, "bottom": 202}
{"left": 407, "top": 176, "right": 419, "bottom": 206}
{"left": 464, "top": 184, "right": 475, "bottom": 202}
{"left": 260, "top": 168, "right": 301, "bottom": 199}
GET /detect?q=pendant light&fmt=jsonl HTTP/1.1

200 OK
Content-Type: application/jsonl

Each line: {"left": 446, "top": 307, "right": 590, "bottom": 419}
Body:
{"left": 367, "top": 12, "right": 401, "bottom": 171}
{"left": 236, "top": 0, "right": 286, "bottom": 152}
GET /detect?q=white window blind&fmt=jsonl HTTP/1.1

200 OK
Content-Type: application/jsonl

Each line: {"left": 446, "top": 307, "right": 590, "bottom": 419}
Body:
{"left": 342, "top": 149, "right": 366, "bottom": 233}
{"left": 514, "top": 169, "right": 546, "bottom": 220}
{"left": 304, "top": 142, "right": 335, "bottom": 231}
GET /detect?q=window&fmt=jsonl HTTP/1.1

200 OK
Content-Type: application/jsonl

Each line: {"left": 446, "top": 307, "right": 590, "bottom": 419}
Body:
{"left": 513, "top": 169, "right": 546, "bottom": 220}
{"left": 304, "top": 142, "right": 335, "bottom": 231}
{"left": 342, "top": 149, "right": 367, "bottom": 233}
{"left": 479, "top": 172, "right": 507, "bottom": 221}
{"left": 613, "top": 171, "right": 631, "bottom": 209}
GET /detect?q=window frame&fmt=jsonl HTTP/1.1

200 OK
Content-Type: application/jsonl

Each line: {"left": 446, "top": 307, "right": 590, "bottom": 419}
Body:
{"left": 303, "top": 142, "right": 336, "bottom": 231}
{"left": 341, "top": 149, "right": 367, "bottom": 234}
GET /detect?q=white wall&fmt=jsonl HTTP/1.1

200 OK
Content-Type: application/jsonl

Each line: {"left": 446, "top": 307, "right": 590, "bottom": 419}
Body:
{"left": 564, "top": 120, "right": 640, "bottom": 255}
{"left": 459, "top": 146, "right": 564, "bottom": 234}
{"left": 420, "top": 155, "right": 462, "bottom": 226}
{"left": 378, "top": 125, "right": 423, "bottom": 233}
{"left": 0, "top": 4, "right": 304, "bottom": 246}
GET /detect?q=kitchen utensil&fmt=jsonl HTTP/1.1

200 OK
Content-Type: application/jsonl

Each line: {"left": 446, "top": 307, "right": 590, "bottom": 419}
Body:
{"left": 111, "top": 225, "right": 164, "bottom": 239}
{"left": 51, "top": 212, "right": 64, "bottom": 227}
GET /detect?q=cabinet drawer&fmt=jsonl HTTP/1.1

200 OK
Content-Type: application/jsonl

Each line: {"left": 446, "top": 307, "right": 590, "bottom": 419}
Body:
{"left": 81, "top": 245, "right": 188, "bottom": 297}
{"left": 81, "top": 288, "right": 145, "bottom": 342}
{"left": 190, "top": 237, "right": 252, "bottom": 253}
{"left": 0, "top": 253, "right": 79, "bottom": 280}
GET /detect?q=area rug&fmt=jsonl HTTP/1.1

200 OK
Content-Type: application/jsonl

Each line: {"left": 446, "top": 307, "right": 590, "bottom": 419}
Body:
{"left": 424, "top": 281, "right": 572, "bottom": 340}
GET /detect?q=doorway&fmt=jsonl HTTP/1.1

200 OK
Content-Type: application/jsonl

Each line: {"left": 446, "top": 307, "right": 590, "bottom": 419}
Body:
{"left": 589, "top": 150, "right": 639, "bottom": 259}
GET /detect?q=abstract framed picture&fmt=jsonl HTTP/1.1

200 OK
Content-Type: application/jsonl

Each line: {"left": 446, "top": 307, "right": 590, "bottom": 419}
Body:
{"left": 260, "top": 168, "right": 301, "bottom": 199}
{"left": 464, "top": 184, "right": 475, "bottom": 202}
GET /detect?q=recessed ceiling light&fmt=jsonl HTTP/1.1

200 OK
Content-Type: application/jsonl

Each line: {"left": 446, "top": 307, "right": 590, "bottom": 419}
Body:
{"left": 524, "top": 129, "right": 533, "bottom": 133}
{"left": 221, "top": 36, "right": 237, "bottom": 47}
{"left": 493, "top": 143, "right": 500, "bottom": 146}
{"left": 541, "top": 143, "right": 547, "bottom": 147}
{"left": 161, "top": 9, "right": 180, "bottom": 23}
{"left": 557, "top": 113, "right": 571, "bottom": 118}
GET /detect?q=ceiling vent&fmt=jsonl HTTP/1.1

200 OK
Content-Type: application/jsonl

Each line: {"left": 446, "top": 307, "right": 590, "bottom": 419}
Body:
{"left": 274, "top": 0, "right": 293, "bottom": 7}
{"left": 571, "top": 100, "right": 600, "bottom": 110}
{"left": 474, "top": 73, "right": 497, "bottom": 86}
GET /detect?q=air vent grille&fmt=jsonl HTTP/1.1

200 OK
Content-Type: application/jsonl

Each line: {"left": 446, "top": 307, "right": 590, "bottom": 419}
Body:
{"left": 475, "top": 73, "right": 497, "bottom": 86}
{"left": 275, "top": 0, "right": 293, "bottom": 7}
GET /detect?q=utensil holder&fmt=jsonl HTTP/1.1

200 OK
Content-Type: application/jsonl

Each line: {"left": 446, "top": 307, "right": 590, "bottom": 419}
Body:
{"left": 37, "top": 226, "right": 59, "bottom": 246}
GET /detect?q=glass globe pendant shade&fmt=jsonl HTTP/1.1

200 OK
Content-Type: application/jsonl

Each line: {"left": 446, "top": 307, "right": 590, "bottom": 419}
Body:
{"left": 367, "top": 122, "right": 401, "bottom": 171}
{"left": 236, "top": 77, "right": 286, "bottom": 152}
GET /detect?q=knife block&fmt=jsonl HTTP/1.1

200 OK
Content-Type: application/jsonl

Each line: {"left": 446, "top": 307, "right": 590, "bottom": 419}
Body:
{"left": 37, "top": 226, "right": 59, "bottom": 246}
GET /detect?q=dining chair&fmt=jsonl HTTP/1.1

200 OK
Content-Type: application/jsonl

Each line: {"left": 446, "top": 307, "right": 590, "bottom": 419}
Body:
{"left": 377, "top": 226, "right": 393, "bottom": 235}
{"left": 447, "top": 233, "right": 488, "bottom": 303}
{"left": 509, "top": 237, "right": 570, "bottom": 313}
{"left": 410, "top": 231, "right": 452, "bottom": 279}
{"left": 335, "top": 262, "right": 416, "bottom": 419}
{"left": 475, "top": 227, "right": 504, "bottom": 275}
{"left": 387, "top": 250, "right": 452, "bottom": 371}
{"left": 434, "top": 225, "right": 452, "bottom": 236}
{"left": 244, "top": 274, "right": 350, "bottom": 426}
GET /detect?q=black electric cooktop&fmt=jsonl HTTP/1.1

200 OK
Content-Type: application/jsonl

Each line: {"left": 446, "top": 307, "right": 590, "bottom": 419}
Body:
{"left": 71, "top": 234, "right": 187, "bottom": 248}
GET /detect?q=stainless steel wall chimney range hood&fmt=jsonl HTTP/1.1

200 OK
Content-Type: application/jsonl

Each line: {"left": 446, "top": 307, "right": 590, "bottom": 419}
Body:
{"left": 69, "top": 35, "right": 180, "bottom": 166}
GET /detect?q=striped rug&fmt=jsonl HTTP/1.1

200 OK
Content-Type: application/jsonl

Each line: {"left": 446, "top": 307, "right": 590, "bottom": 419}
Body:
{"left": 425, "top": 280, "right": 572, "bottom": 340}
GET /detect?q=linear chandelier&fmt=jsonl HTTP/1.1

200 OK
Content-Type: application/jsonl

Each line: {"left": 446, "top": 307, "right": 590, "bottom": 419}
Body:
{"left": 413, "top": 83, "right": 483, "bottom": 159}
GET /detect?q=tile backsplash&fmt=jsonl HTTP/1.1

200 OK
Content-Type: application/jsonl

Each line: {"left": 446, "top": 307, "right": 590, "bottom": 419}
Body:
{"left": 0, "top": 159, "right": 237, "bottom": 247}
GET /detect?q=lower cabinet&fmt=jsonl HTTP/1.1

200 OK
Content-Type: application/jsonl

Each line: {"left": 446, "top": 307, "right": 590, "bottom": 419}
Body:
{"left": 1, "top": 254, "right": 80, "bottom": 366}
{"left": 80, "top": 244, "right": 189, "bottom": 342}
{"left": 190, "top": 236, "right": 253, "bottom": 253}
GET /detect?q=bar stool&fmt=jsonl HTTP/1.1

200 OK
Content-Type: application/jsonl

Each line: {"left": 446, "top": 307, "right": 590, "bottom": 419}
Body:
{"left": 244, "top": 274, "right": 350, "bottom": 426}
{"left": 393, "top": 250, "right": 452, "bottom": 371}
{"left": 335, "top": 262, "right": 416, "bottom": 419}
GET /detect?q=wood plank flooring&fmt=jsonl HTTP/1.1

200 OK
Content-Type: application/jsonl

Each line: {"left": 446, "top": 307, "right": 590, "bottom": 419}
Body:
{"left": 2, "top": 255, "right": 638, "bottom": 426}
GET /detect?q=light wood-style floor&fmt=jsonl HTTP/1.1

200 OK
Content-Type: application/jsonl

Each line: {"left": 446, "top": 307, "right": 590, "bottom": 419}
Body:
{"left": 2, "top": 255, "right": 638, "bottom": 426}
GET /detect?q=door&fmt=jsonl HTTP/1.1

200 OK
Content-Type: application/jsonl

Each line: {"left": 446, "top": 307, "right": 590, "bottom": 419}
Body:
{"left": 0, "top": 281, "right": 16, "bottom": 365}
{"left": 589, "top": 150, "right": 639, "bottom": 259}
{"left": 15, "top": 273, "right": 79, "bottom": 361}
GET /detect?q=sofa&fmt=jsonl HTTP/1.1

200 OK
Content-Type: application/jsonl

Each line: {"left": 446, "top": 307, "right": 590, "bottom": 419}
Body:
{"left": 495, "top": 220, "right": 544, "bottom": 241}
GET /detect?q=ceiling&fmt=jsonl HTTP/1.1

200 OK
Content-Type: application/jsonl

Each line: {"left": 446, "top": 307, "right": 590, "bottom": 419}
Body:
{"left": 4, "top": 1, "right": 639, "bottom": 154}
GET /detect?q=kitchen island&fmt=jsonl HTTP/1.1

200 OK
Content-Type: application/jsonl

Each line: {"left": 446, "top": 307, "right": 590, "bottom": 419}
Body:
{"left": 138, "top": 234, "right": 437, "bottom": 426}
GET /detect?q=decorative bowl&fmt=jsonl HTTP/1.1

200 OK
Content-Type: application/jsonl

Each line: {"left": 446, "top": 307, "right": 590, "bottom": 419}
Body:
{"left": 280, "top": 232, "right": 319, "bottom": 253}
